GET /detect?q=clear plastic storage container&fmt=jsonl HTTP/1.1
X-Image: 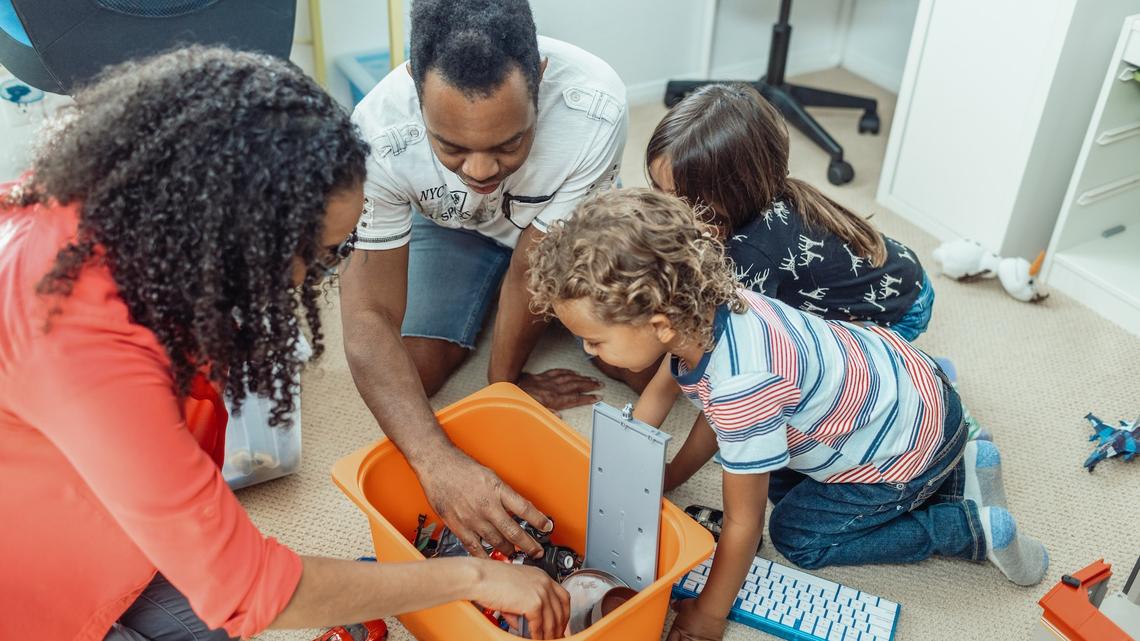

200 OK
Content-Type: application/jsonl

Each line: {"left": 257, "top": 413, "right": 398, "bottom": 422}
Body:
{"left": 222, "top": 335, "right": 309, "bottom": 490}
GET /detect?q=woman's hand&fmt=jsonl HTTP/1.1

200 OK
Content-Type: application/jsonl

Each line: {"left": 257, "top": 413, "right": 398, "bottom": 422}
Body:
{"left": 666, "top": 598, "right": 727, "bottom": 641}
{"left": 472, "top": 559, "right": 570, "bottom": 639}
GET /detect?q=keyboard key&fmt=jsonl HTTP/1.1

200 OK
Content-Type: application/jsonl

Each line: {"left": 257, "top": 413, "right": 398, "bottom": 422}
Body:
{"left": 815, "top": 618, "right": 832, "bottom": 637}
{"left": 781, "top": 611, "right": 798, "bottom": 627}
{"left": 865, "top": 603, "right": 894, "bottom": 621}
{"left": 800, "top": 612, "right": 818, "bottom": 632}
{"left": 869, "top": 614, "right": 893, "bottom": 630}
{"left": 870, "top": 622, "right": 893, "bottom": 640}
{"left": 683, "top": 580, "right": 697, "bottom": 592}
{"left": 828, "top": 627, "right": 844, "bottom": 641}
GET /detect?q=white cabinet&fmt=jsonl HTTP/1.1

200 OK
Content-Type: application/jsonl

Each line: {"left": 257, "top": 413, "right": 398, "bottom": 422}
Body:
{"left": 1044, "top": 15, "right": 1140, "bottom": 337}
{"left": 877, "top": 0, "right": 1140, "bottom": 260}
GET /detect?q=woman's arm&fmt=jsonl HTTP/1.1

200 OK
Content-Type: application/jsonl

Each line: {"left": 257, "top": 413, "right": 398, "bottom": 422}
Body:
{"left": 273, "top": 557, "right": 568, "bottom": 639}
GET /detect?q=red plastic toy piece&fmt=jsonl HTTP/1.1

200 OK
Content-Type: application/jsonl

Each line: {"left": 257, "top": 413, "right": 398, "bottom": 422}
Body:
{"left": 1038, "top": 560, "right": 1132, "bottom": 641}
{"left": 312, "top": 619, "right": 389, "bottom": 641}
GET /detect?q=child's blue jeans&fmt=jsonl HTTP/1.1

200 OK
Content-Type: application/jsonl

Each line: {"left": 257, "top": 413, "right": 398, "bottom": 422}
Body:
{"left": 889, "top": 272, "right": 935, "bottom": 342}
{"left": 766, "top": 379, "right": 985, "bottom": 569}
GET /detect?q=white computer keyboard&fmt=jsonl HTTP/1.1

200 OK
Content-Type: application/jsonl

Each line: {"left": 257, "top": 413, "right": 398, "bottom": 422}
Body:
{"left": 672, "top": 553, "right": 900, "bottom": 641}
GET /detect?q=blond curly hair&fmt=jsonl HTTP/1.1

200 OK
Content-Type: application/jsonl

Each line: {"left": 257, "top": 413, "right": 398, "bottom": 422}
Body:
{"left": 528, "top": 188, "right": 745, "bottom": 351}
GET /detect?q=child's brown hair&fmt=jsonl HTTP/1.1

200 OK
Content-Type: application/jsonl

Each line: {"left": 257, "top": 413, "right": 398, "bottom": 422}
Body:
{"left": 528, "top": 188, "right": 744, "bottom": 351}
{"left": 647, "top": 83, "right": 888, "bottom": 266}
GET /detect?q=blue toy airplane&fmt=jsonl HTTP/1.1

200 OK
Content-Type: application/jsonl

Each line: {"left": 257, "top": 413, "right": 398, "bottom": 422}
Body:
{"left": 1083, "top": 413, "right": 1139, "bottom": 472}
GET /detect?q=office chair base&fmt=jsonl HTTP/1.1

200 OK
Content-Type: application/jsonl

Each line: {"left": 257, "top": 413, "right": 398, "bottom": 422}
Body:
{"left": 663, "top": 79, "right": 877, "bottom": 186}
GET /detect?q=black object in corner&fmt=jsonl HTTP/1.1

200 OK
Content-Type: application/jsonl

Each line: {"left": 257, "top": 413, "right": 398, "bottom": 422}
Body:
{"left": 664, "top": 0, "right": 881, "bottom": 186}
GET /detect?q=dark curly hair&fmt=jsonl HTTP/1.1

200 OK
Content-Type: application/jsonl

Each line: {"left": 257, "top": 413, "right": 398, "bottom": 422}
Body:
{"left": 410, "top": 0, "right": 541, "bottom": 103}
{"left": 9, "top": 45, "right": 369, "bottom": 426}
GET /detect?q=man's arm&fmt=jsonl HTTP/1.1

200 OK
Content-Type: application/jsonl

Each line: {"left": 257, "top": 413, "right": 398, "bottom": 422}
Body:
{"left": 487, "top": 224, "right": 602, "bottom": 410}
{"left": 339, "top": 246, "right": 447, "bottom": 463}
{"left": 338, "top": 248, "right": 548, "bottom": 558}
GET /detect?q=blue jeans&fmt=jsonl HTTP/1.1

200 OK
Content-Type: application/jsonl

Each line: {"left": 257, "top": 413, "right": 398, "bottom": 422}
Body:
{"left": 890, "top": 272, "right": 935, "bottom": 342}
{"left": 766, "top": 379, "right": 984, "bottom": 569}
{"left": 103, "top": 574, "right": 235, "bottom": 641}
{"left": 402, "top": 215, "right": 513, "bottom": 349}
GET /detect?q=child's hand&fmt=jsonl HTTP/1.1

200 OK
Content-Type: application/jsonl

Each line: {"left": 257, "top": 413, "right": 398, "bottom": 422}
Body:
{"left": 666, "top": 598, "right": 726, "bottom": 641}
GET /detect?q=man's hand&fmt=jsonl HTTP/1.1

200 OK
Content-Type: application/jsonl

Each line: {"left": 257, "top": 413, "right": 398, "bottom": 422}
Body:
{"left": 417, "top": 447, "right": 552, "bottom": 558}
{"left": 516, "top": 369, "right": 602, "bottom": 411}
{"left": 666, "top": 598, "right": 727, "bottom": 641}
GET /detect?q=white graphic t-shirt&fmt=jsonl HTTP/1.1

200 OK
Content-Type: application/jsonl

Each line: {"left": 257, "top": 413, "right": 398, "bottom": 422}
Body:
{"left": 351, "top": 36, "right": 628, "bottom": 251}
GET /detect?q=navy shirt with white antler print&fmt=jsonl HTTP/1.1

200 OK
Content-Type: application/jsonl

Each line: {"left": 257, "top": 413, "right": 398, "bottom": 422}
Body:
{"left": 727, "top": 199, "right": 926, "bottom": 326}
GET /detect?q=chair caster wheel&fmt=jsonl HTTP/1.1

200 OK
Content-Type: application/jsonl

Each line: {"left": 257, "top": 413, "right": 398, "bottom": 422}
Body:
{"left": 858, "top": 111, "right": 881, "bottom": 134}
{"left": 827, "top": 160, "right": 855, "bottom": 185}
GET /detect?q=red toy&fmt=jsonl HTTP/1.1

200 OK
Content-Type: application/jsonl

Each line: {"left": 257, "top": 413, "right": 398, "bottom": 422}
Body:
{"left": 1035, "top": 560, "right": 1133, "bottom": 641}
{"left": 312, "top": 619, "right": 388, "bottom": 641}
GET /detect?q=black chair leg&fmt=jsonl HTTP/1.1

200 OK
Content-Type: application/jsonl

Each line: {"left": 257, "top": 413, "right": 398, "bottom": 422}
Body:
{"left": 760, "top": 85, "right": 854, "bottom": 186}
{"left": 788, "top": 83, "right": 881, "bottom": 135}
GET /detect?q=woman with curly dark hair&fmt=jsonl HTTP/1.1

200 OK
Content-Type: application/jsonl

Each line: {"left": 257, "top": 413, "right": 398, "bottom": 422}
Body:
{"left": 0, "top": 47, "right": 568, "bottom": 641}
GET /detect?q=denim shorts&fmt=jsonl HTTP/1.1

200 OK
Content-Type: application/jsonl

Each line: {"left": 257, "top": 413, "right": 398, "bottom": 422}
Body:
{"left": 402, "top": 215, "right": 513, "bottom": 349}
{"left": 890, "top": 271, "right": 935, "bottom": 342}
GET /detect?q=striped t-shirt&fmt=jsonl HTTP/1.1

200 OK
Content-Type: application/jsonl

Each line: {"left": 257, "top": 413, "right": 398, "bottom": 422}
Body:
{"left": 671, "top": 289, "right": 947, "bottom": 483}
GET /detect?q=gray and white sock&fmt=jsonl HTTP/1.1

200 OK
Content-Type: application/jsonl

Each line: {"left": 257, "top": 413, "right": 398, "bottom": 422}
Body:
{"left": 978, "top": 505, "right": 1048, "bottom": 586}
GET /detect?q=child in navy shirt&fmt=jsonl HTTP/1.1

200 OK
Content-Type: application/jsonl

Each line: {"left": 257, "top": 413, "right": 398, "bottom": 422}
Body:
{"left": 646, "top": 83, "right": 932, "bottom": 338}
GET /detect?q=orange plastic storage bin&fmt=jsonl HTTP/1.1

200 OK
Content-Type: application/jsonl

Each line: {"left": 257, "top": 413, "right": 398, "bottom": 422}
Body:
{"left": 332, "top": 383, "right": 714, "bottom": 641}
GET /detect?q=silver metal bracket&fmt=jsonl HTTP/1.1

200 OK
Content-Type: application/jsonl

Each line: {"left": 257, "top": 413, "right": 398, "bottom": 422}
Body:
{"left": 585, "top": 402, "right": 671, "bottom": 591}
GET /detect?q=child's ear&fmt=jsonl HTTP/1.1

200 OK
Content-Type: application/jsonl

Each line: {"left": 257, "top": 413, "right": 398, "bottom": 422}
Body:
{"left": 648, "top": 313, "right": 676, "bottom": 343}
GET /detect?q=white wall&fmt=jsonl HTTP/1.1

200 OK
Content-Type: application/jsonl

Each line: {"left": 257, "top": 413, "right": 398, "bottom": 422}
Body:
{"left": 302, "top": 0, "right": 408, "bottom": 107}
{"left": 710, "top": 0, "right": 848, "bottom": 80}
{"left": 303, "top": 0, "right": 878, "bottom": 108}
{"left": 531, "top": 0, "right": 709, "bottom": 105}
{"left": 841, "top": 0, "right": 919, "bottom": 93}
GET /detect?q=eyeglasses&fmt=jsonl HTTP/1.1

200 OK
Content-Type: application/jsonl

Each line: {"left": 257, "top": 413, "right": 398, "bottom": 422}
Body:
{"left": 314, "top": 229, "right": 358, "bottom": 279}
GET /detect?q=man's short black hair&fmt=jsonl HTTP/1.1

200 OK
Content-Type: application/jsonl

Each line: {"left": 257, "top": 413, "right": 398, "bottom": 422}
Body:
{"left": 410, "top": 0, "right": 541, "bottom": 103}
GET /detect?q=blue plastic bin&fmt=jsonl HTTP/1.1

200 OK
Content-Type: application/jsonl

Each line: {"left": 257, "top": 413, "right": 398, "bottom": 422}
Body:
{"left": 335, "top": 48, "right": 409, "bottom": 106}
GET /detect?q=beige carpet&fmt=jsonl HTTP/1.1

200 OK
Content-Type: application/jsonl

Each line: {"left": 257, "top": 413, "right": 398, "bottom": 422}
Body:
{"left": 248, "top": 69, "right": 1140, "bottom": 641}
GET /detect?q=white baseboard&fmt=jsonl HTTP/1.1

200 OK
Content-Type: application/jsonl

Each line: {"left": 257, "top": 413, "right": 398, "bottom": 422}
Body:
{"left": 624, "top": 46, "right": 843, "bottom": 107}
{"left": 840, "top": 50, "right": 905, "bottom": 94}
{"left": 709, "top": 46, "right": 844, "bottom": 84}
{"left": 625, "top": 78, "right": 674, "bottom": 107}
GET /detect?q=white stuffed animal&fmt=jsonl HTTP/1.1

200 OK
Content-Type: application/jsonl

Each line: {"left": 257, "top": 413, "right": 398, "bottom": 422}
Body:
{"left": 931, "top": 239, "right": 1048, "bottom": 303}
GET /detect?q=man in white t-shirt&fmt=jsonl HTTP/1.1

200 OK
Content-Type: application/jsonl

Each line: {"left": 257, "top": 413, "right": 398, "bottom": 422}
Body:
{"left": 339, "top": 0, "right": 628, "bottom": 558}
